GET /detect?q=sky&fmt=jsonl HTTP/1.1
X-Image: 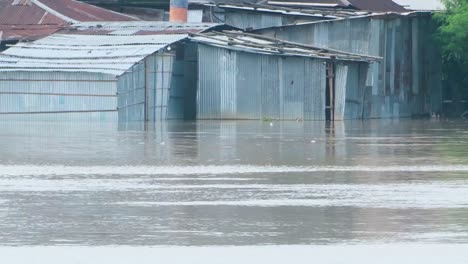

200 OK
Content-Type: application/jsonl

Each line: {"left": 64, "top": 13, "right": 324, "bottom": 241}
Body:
{"left": 393, "top": 0, "right": 444, "bottom": 10}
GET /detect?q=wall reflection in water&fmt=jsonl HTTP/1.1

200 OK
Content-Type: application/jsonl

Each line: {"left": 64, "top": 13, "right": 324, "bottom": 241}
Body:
{"left": 0, "top": 119, "right": 467, "bottom": 246}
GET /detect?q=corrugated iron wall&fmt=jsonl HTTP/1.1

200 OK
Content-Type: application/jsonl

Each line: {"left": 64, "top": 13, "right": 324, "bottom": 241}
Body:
{"left": 118, "top": 52, "right": 174, "bottom": 123}
{"left": 342, "top": 62, "right": 370, "bottom": 120}
{"left": 237, "top": 52, "right": 261, "bottom": 119}
{"left": 225, "top": 11, "right": 283, "bottom": 30}
{"left": 197, "top": 45, "right": 236, "bottom": 119}
{"left": 334, "top": 63, "right": 348, "bottom": 121}
{"left": 118, "top": 61, "right": 146, "bottom": 122}
{"left": 281, "top": 57, "right": 305, "bottom": 120}
{"left": 224, "top": 10, "right": 322, "bottom": 30}
{"left": 148, "top": 53, "right": 174, "bottom": 122}
{"left": 219, "top": 47, "right": 237, "bottom": 118}
{"left": 0, "top": 71, "right": 118, "bottom": 121}
{"left": 197, "top": 44, "right": 327, "bottom": 120}
{"left": 256, "top": 15, "right": 442, "bottom": 119}
{"left": 304, "top": 59, "right": 326, "bottom": 120}
{"left": 260, "top": 55, "right": 280, "bottom": 119}
{"left": 168, "top": 57, "right": 185, "bottom": 119}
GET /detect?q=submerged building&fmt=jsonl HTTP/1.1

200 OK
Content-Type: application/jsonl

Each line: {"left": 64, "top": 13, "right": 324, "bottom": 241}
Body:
{"left": 255, "top": 12, "right": 442, "bottom": 118}
{"left": 191, "top": 31, "right": 378, "bottom": 121}
{"left": 0, "top": 1, "right": 443, "bottom": 122}
{"left": 0, "top": 22, "right": 220, "bottom": 122}
{"left": 0, "top": 22, "right": 378, "bottom": 122}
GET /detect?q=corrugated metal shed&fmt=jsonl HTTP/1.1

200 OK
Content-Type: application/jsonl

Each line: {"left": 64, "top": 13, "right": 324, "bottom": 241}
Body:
{"left": 193, "top": 30, "right": 374, "bottom": 120}
{"left": 0, "top": 22, "right": 221, "bottom": 121}
{"left": 254, "top": 12, "right": 442, "bottom": 118}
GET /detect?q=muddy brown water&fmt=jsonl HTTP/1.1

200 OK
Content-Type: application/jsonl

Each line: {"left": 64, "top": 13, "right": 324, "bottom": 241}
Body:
{"left": 0, "top": 119, "right": 467, "bottom": 246}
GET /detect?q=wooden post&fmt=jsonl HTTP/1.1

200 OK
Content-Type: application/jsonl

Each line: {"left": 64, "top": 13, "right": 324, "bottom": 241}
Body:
{"left": 327, "top": 62, "right": 335, "bottom": 122}
{"left": 145, "top": 59, "right": 150, "bottom": 124}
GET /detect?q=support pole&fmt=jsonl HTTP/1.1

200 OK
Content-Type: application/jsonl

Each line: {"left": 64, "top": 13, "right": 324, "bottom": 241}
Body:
{"left": 327, "top": 62, "right": 335, "bottom": 122}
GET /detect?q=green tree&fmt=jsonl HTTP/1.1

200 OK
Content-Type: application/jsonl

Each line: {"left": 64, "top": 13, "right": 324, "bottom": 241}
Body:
{"left": 437, "top": 0, "right": 468, "bottom": 60}
{"left": 435, "top": 0, "right": 468, "bottom": 115}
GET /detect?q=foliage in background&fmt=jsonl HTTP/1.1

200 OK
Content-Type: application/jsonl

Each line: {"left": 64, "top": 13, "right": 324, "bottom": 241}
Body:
{"left": 434, "top": 0, "right": 468, "bottom": 111}
{"left": 436, "top": 0, "right": 468, "bottom": 61}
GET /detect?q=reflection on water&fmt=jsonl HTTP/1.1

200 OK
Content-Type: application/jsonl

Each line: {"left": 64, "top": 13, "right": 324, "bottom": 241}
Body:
{"left": 0, "top": 119, "right": 467, "bottom": 246}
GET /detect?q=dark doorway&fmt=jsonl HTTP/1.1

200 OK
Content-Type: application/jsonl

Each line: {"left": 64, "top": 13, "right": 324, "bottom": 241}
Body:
{"left": 0, "top": 40, "right": 18, "bottom": 52}
{"left": 183, "top": 43, "right": 198, "bottom": 120}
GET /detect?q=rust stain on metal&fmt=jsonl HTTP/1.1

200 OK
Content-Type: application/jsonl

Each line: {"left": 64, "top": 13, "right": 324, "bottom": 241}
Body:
{"left": 0, "top": 0, "right": 137, "bottom": 42}
{"left": 37, "top": 0, "right": 137, "bottom": 22}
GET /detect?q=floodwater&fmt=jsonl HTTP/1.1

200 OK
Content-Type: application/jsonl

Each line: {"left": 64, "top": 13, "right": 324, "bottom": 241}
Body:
{"left": 0, "top": 119, "right": 468, "bottom": 248}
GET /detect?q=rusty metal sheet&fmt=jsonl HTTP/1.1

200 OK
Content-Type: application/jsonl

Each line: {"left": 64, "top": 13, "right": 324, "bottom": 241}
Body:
{"left": 0, "top": 0, "right": 137, "bottom": 42}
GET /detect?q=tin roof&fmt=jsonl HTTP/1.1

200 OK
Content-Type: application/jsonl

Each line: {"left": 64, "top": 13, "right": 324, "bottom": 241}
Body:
{"left": 190, "top": 30, "right": 381, "bottom": 62}
{"left": 250, "top": 10, "right": 431, "bottom": 31}
{"left": 264, "top": 0, "right": 407, "bottom": 12}
{"left": 0, "top": 0, "right": 138, "bottom": 42}
{"left": 207, "top": 2, "right": 374, "bottom": 19}
{"left": 35, "top": 0, "right": 138, "bottom": 22}
{"left": 80, "top": 0, "right": 407, "bottom": 12}
{"left": 265, "top": 0, "right": 348, "bottom": 8}
{"left": 62, "top": 21, "right": 223, "bottom": 35}
{"left": 0, "top": 33, "right": 187, "bottom": 76}
{"left": 0, "top": 22, "right": 221, "bottom": 76}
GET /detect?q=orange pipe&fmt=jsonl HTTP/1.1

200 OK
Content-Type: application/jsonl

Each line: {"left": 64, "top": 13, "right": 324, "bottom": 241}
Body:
{"left": 169, "top": 7, "right": 187, "bottom": 22}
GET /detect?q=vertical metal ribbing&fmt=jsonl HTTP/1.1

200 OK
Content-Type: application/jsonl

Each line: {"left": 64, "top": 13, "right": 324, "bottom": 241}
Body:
{"left": 144, "top": 59, "right": 149, "bottom": 122}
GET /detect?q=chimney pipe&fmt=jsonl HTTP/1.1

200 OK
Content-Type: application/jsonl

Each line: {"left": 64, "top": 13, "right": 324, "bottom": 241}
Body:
{"left": 170, "top": 0, "right": 188, "bottom": 23}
